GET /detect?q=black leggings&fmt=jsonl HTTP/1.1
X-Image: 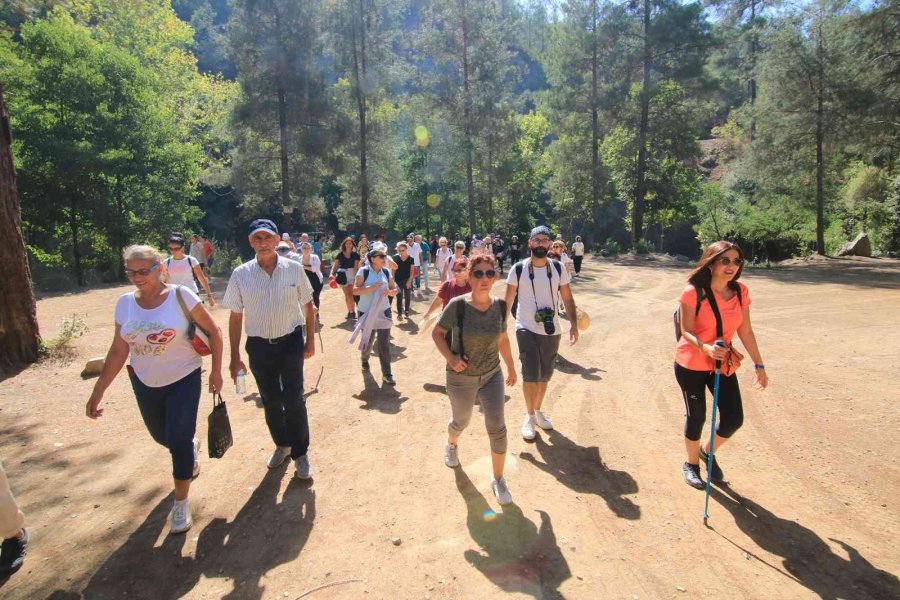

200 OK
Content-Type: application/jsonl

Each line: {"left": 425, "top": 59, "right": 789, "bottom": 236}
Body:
{"left": 573, "top": 256, "right": 583, "bottom": 273}
{"left": 674, "top": 363, "right": 744, "bottom": 441}
{"left": 394, "top": 280, "right": 412, "bottom": 315}
{"left": 304, "top": 268, "right": 323, "bottom": 309}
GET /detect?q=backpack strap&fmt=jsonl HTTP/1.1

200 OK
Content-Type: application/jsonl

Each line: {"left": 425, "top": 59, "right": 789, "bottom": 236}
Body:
{"left": 456, "top": 297, "right": 466, "bottom": 358}
{"left": 499, "top": 299, "right": 508, "bottom": 329}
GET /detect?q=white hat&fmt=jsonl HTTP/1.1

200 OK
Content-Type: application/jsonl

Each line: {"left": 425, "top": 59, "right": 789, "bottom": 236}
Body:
{"left": 282, "top": 233, "right": 290, "bottom": 241}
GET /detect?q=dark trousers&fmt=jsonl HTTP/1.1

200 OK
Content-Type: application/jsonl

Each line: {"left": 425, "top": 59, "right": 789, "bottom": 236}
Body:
{"left": 128, "top": 367, "right": 201, "bottom": 481}
{"left": 305, "top": 268, "right": 323, "bottom": 309}
{"left": 246, "top": 327, "right": 309, "bottom": 458}
{"left": 395, "top": 280, "right": 412, "bottom": 315}
{"left": 358, "top": 310, "right": 392, "bottom": 376}
{"left": 573, "top": 256, "right": 583, "bottom": 273}
{"left": 674, "top": 363, "right": 744, "bottom": 441}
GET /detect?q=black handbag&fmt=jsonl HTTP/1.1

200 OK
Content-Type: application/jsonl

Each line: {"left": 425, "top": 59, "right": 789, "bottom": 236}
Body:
{"left": 207, "top": 392, "right": 233, "bottom": 459}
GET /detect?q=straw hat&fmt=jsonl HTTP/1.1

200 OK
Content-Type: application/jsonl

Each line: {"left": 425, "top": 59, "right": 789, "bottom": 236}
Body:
{"left": 576, "top": 308, "right": 591, "bottom": 331}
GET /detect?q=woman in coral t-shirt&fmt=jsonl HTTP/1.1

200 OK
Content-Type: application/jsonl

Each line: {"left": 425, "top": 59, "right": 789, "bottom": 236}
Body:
{"left": 675, "top": 241, "right": 768, "bottom": 490}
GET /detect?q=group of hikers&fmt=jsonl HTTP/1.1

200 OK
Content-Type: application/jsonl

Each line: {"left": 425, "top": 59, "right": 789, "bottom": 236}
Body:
{"left": 0, "top": 219, "right": 768, "bottom": 579}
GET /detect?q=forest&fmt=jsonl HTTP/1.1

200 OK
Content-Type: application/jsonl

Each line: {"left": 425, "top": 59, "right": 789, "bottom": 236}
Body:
{"left": 1, "top": 0, "right": 898, "bottom": 286}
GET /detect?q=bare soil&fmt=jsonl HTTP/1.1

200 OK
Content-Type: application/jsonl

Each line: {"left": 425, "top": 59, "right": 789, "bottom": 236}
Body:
{"left": 1, "top": 256, "right": 899, "bottom": 599}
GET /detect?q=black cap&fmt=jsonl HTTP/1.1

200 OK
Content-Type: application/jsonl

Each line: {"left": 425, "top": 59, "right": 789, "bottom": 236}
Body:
{"left": 530, "top": 225, "right": 552, "bottom": 240}
{"left": 248, "top": 219, "right": 278, "bottom": 236}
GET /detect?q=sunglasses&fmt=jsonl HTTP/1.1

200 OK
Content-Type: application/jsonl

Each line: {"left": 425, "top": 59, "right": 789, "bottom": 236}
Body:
{"left": 471, "top": 269, "right": 496, "bottom": 279}
{"left": 718, "top": 257, "right": 744, "bottom": 266}
{"left": 167, "top": 246, "right": 183, "bottom": 251}
{"left": 125, "top": 263, "right": 159, "bottom": 277}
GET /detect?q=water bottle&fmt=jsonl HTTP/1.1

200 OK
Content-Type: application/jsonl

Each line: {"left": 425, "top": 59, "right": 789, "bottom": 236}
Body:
{"left": 235, "top": 369, "right": 247, "bottom": 395}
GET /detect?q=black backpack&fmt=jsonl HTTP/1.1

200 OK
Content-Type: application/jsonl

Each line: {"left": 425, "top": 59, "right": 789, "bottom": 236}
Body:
{"left": 446, "top": 297, "right": 508, "bottom": 358}
{"left": 673, "top": 284, "right": 742, "bottom": 340}
{"left": 510, "top": 258, "right": 563, "bottom": 321}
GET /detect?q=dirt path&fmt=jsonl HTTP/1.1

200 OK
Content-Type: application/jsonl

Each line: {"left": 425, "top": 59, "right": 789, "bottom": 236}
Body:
{"left": 1, "top": 256, "right": 899, "bottom": 599}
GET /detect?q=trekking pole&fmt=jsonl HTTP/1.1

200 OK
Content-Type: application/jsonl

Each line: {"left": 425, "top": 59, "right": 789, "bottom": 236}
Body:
{"left": 703, "top": 339, "right": 726, "bottom": 526}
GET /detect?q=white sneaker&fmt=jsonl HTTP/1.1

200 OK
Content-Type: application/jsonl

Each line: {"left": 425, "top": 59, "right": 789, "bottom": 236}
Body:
{"left": 492, "top": 477, "right": 513, "bottom": 505}
{"left": 521, "top": 414, "right": 536, "bottom": 441}
{"left": 444, "top": 443, "right": 459, "bottom": 468}
{"left": 267, "top": 446, "right": 291, "bottom": 469}
{"left": 170, "top": 498, "right": 192, "bottom": 534}
{"left": 534, "top": 410, "right": 554, "bottom": 431}
{"left": 192, "top": 438, "right": 201, "bottom": 479}
{"left": 294, "top": 455, "right": 312, "bottom": 480}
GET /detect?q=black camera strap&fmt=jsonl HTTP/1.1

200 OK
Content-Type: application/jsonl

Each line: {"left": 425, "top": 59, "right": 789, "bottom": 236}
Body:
{"left": 528, "top": 259, "right": 557, "bottom": 314}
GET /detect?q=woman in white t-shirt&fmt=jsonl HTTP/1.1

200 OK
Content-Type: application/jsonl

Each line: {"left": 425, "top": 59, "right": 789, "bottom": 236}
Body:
{"left": 571, "top": 235, "right": 585, "bottom": 276}
{"left": 442, "top": 241, "right": 467, "bottom": 281}
{"left": 434, "top": 236, "right": 453, "bottom": 282}
{"left": 86, "top": 245, "right": 223, "bottom": 535}
{"left": 298, "top": 242, "right": 324, "bottom": 315}
{"left": 552, "top": 241, "right": 575, "bottom": 276}
{"left": 164, "top": 233, "right": 215, "bottom": 306}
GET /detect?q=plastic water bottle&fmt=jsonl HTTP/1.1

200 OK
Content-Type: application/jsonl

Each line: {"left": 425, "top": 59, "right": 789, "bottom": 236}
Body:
{"left": 235, "top": 370, "right": 247, "bottom": 395}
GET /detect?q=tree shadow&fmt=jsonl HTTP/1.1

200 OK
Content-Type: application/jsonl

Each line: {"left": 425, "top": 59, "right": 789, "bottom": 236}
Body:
{"left": 554, "top": 356, "right": 604, "bottom": 381}
{"left": 352, "top": 370, "right": 408, "bottom": 414}
{"left": 519, "top": 430, "right": 640, "bottom": 520}
{"left": 423, "top": 382, "right": 447, "bottom": 395}
{"left": 0, "top": 362, "right": 30, "bottom": 385}
{"left": 744, "top": 257, "right": 900, "bottom": 290}
{"left": 710, "top": 484, "right": 900, "bottom": 600}
{"left": 71, "top": 465, "right": 315, "bottom": 600}
{"left": 454, "top": 467, "right": 571, "bottom": 598}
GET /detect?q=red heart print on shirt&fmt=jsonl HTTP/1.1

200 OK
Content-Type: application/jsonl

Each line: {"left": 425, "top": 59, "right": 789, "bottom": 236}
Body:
{"left": 146, "top": 329, "right": 176, "bottom": 345}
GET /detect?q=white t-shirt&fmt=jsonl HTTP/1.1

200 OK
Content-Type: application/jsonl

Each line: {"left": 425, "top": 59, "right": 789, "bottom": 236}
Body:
{"left": 407, "top": 242, "right": 422, "bottom": 267}
{"left": 435, "top": 246, "right": 453, "bottom": 269}
{"left": 572, "top": 242, "right": 585, "bottom": 256}
{"left": 506, "top": 258, "right": 571, "bottom": 336}
{"left": 115, "top": 287, "right": 203, "bottom": 387}
{"left": 301, "top": 253, "right": 323, "bottom": 282}
{"left": 166, "top": 256, "right": 200, "bottom": 292}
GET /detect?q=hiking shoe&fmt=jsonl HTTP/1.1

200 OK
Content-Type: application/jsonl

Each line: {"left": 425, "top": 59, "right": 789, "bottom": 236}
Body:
{"left": 192, "top": 438, "right": 201, "bottom": 479}
{"left": 346, "top": 312, "right": 354, "bottom": 320}
{"left": 534, "top": 410, "right": 553, "bottom": 431}
{"left": 383, "top": 374, "right": 396, "bottom": 386}
{"left": 267, "top": 445, "right": 291, "bottom": 469}
{"left": 0, "top": 529, "right": 28, "bottom": 579}
{"left": 361, "top": 360, "right": 370, "bottom": 372}
{"left": 294, "top": 455, "right": 312, "bottom": 480}
{"left": 444, "top": 443, "right": 459, "bottom": 468}
{"left": 699, "top": 448, "right": 724, "bottom": 482}
{"left": 682, "top": 462, "right": 705, "bottom": 490}
{"left": 492, "top": 477, "right": 513, "bottom": 505}
{"left": 170, "top": 499, "right": 192, "bottom": 534}
{"left": 521, "top": 414, "right": 536, "bottom": 441}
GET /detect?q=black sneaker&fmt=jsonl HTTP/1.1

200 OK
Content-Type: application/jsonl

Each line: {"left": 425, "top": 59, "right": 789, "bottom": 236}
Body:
{"left": 383, "top": 374, "right": 396, "bottom": 386}
{"left": 699, "top": 448, "right": 724, "bottom": 482}
{"left": 361, "top": 360, "right": 370, "bottom": 372}
{"left": 0, "top": 529, "right": 28, "bottom": 580}
{"left": 682, "top": 462, "right": 705, "bottom": 490}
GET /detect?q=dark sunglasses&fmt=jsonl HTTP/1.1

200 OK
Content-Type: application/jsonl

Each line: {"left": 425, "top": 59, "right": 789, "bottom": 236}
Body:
{"left": 471, "top": 269, "right": 496, "bottom": 279}
{"left": 718, "top": 257, "right": 744, "bottom": 266}
{"left": 167, "top": 245, "right": 183, "bottom": 251}
{"left": 125, "top": 263, "right": 159, "bottom": 277}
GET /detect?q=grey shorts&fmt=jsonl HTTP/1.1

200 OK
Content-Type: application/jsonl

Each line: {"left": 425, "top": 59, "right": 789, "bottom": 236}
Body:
{"left": 516, "top": 329, "right": 561, "bottom": 383}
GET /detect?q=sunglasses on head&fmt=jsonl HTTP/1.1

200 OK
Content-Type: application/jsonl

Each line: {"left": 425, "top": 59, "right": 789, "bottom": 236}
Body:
{"left": 125, "top": 263, "right": 159, "bottom": 277}
{"left": 471, "top": 269, "right": 496, "bottom": 279}
{"left": 718, "top": 257, "right": 744, "bottom": 266}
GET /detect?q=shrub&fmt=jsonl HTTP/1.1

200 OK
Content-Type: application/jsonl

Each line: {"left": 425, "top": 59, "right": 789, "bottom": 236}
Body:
{"left": 39, "top": 314, "right": 88, "bottom": 362}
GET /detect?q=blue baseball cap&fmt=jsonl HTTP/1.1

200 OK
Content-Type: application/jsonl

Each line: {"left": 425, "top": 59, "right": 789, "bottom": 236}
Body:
{"left": 248, "top": 219, "right": 278, "bottom": 237}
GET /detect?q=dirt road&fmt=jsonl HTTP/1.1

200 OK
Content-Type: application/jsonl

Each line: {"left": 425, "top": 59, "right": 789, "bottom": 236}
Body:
{"left": 1, "top": 255, "right": 898, "bottom": 599}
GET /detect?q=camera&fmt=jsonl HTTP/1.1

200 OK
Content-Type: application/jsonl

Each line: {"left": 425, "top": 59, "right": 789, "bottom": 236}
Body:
{"left": 534, "top": 307, "right": 556, "bottom": 335}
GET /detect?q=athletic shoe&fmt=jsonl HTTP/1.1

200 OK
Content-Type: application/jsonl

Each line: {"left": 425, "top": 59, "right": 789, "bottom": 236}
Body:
{"left": 361, "top": 360, "right": 370, "bottom": 372}
{"left": 699, "top": 448, "right": 724, "bottom": 482}
{"left": 0, "top": 529, "right": 28, "bottom": 579}
{"left": 521, "top": 414, "right": 536, "bottom": 441}
{"left": 404, "top": 312, "right": 410, "bottom": 319}
{"left": 192, "top": 438, "right": 201, "bottom": 479}
{"left": 682, "top": 462, "right": 705, "bottom": 490}
{"left": 491, "top": 477, "right": 513, "bottom": 505}
{"left": 267, "top": 445, "right": 291, "bottom": 469}
{"left": 383, "top": 374, "right": 396, "bottom": 386}
{"left": 294, "top": 455, "right": 312, "bottom": 480}
{"left": 533, "top": 410, "right": 554, "bottom": 431}
{"left": 444, "top": 443, "right": 459, "bottom": 468}
{"left": 170, "top": 499, "right": 192, "bottom": 534}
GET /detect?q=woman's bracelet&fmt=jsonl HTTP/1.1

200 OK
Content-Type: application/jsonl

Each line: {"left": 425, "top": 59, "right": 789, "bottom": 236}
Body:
{"left": 754, "top": 364, "right": 766, "bottom": 370}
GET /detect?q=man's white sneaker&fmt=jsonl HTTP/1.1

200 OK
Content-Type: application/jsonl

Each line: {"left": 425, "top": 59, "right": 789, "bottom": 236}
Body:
{"left": 534, "top": 410, "right": 554, "bottom": 431}
{"left": 294, "top": 455, "right": 312, "bottom": 480}
{"left": 521, "top": 414, "right": 537, "bottom": 441}
{"left": 170, "top": 499, "right": 192, "bottom": 534}
{"left": 267, "top": 446, "right": 291, "bottom": 469}
{"left": 444, "top": 443, "right": 460, "bottom": 468}
{"left": 492, "top": 477, "right": 513, "bottom": 505}
{"left": 192, "top": 438, "right": 201, "bottom": 479}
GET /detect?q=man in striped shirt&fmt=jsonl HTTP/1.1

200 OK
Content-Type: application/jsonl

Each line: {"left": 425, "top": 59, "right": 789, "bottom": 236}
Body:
{"left": 223, "top": 219, "right": 317, "bottom": 480}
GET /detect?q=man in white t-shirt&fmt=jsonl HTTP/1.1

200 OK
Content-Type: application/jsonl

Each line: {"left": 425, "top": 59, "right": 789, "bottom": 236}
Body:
{"left": 504, "top": 225, "right": 579, "bottom": 441}
{"left": 572, "top": 235, "right": 585, "bottom": 276}
{"left": 406, "top": 233, "right": 422, "bottom": 290}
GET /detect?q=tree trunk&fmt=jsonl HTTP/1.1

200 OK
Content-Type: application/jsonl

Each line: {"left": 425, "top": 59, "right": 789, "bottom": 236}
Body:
{"left": 487, "top": 145, "right": 494, "bottom": 233}
{"left": 353, "top": 0, "right": 370, "bottom": 230}
{"left": 590, "top": 0, "right": 602, "bottom": 243}
{"left": 460, "top": 0, "right": 477, "bottom": 235}
{"left": 748, "top": 0, "right": 757, "bottom": 140}
{"left": 69, "top": 193, "right": 83, "bottom": 286}
{"left": 632, "top": 0, "right": 651, "bottom": 246}
{"left": 815, "top": 18, "right": 826, "bottom": 255}
{"left": 0, "top": 86, "right": 41, "bottom": 366}
{"left": 274, "top": 8, "right": 291, "bottom": 219}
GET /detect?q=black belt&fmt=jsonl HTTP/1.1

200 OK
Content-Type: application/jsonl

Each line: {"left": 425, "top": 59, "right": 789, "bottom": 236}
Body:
{"left": 251, "top": 326, "right": 302, "bottom": 345}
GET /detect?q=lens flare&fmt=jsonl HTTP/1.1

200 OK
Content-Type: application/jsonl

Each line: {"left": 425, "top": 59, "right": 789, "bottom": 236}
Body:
{"left": 426, "top": 193, "right": 441, "bottom": 208}
{"left": 482, "top": 509, "right": 497, "bottom": 522}
{"left": 414, "top": 125, "right": 430, "bottom": 148}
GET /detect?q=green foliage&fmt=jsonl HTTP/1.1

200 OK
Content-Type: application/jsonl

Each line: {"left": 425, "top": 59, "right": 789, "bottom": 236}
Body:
{"left": 38, "top": 314, "right": 88, "bottom": 362}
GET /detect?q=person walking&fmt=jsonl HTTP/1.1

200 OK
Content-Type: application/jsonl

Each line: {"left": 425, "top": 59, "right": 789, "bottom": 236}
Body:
{"left": 422, "top": 256, "right": 471, "bottom": 320}
{"left": 189, "top": 234, "right": 207, "bottom": 274}
{"left": 407, "top": 233, "right": 423, "bottom": 290}
{"left": 0, "top": 462, "right": 28, "bottom": 579}
{"left": 357, "top": 234, "right": 369, "bottom": 258}
{"left": 504, "top": 226, "right": 579, "bottom": 441}
{"left": 391, "top": 242, "right": 415, "bottom": 320}
{"left": 223, "top": 219, "right": 317, "bottom": 480}
{"left": 435, "top": 237, "right": 453, "bottom": 283}
{"left": 330, "top": 237, "right": 361, "bottom": 320}
{"left": 552, "top": 240, "right": 575, "bottom": 277}
{"left": 571, "top": 236, "right": 585, "bottom": 276}
{"left": 201, "top": 235, "right": 215, "bottom": 275}
{"left": 417, "top": 234, "right": 431, "bottom": 291}
{"left": 442, "top": 241, "right": 467, "bottom": 281}
{"left": 298, "top": 242, "right": 324, "bottom": 317}
{"left": 353, "top": 246, "right": 399, "bottom": 385}
{"left": 492, "top": 235, "right": 506, "bottom": 274}
{"left": 675, "top": 241, "right": 768, "bottom": 489}
{"left": 507, "top": 235, "right": 522, "bottom": 264}
{"left": 432, "top": 254, "right": 517, "bottom": 504}
{"left": 87, "top": 245, "right": 224, "bottom": 534}
{"left": 165, "top": 233, "right": 215, "bottom": 306}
